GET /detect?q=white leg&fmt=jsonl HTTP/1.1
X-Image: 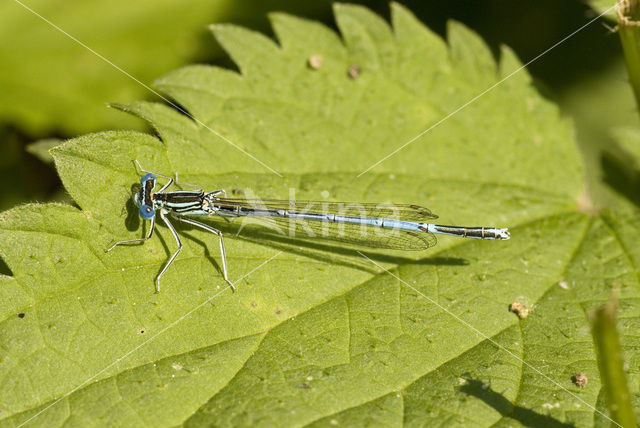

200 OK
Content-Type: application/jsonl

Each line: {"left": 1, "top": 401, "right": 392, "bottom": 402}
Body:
{"left": 106, "top": 217, "right": 156, "bottom": 252}
{"left": 134, "top": 160, "right": 174, "bottom": 192}
{"left": 156, "top": 211, "right": 182, "bottom": 293}
{"left": 174, "top": 216, "right": 235, "bottom": 291}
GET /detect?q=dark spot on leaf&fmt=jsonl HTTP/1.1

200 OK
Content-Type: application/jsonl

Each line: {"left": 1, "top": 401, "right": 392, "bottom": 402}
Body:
{"left": 296, "top": 382, "right": 310, "bottom": 389}
{"left": 140, "top": 329, "right": 145, "bottom": 334}
{"left": 572, "top": 372, "right": 587, "bottom": 387}
{"left": 275, "top": 308, "right": 281, "bottom": 315}
{"left": 17, "top": 313, "right": 25, "bottom": 318}
{"left": 509, "top": 302, "right": 531, "bottom": 319}
{"left": 348, "top": 64, "right": 361, "bottom": 79}
{"left": 251, "top": 301, "right": 257, "bottom": 307}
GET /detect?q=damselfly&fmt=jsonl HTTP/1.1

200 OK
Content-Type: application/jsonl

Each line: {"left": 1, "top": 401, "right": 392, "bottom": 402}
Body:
{"left": 107, "top": 162, "right": 510, "bottom": 293}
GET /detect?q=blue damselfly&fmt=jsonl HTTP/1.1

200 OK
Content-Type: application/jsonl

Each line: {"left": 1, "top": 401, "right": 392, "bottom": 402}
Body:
{"left": 107, "top": 162, "right": 510, "bottom": 292}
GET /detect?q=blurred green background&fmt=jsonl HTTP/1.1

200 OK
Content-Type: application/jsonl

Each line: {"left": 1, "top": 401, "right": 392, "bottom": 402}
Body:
{"left": 0, "top": 0, "right": 632, "bottom": 213}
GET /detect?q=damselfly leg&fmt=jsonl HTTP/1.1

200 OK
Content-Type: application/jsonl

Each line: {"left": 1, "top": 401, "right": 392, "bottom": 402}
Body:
{"left": 106, "top": 216, "right": 156, "bottom": 252}
{"left": 156, "top": 210, "right": 181, "bottom": 294}
{"left": 175, "top": 215, "right": 234, "bottom": 291}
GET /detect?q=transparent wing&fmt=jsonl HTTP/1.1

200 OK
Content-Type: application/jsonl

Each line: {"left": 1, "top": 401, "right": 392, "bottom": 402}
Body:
{"left": 214, "top": 199, "right": 438, "bottom": 221}
{"left": 215, "top": 198, "right": 438, "bottom": 250}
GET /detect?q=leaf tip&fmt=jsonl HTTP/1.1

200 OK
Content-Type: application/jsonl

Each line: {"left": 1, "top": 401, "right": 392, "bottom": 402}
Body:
{"left": 266, "top": 11, "right": 288, "bottom": 23}
{"left": 389, "top": 1, "right": 409, "bottom": 14}
{"left": 332, "top": 2, "right": 347, "bottom": 12}
{"left": 332, "top": 2, "right": 367, "bottom": 20}
{"left": 107, "top": 102, "right": 128, "bottom": 111}
{"left": 208, "top": 23, "right": 236, "bottom": 39}
{"left": 390, "top": 1, "right": 415, "bottom": 27}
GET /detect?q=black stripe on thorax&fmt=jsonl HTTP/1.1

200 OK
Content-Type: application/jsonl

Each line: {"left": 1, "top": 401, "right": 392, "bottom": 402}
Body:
{"left": 155, "top": 191, "right": 204, "bottom": 204}
{"left": 156, "top": 191, "right": 205, "bottom": 212}
{"left": 143, "top": 178, "right": 154, "bottom": 206}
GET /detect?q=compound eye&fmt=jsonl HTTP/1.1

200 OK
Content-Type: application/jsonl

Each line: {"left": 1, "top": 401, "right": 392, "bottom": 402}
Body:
{"left": 140, "top": 173, "right": 156, "bottom": 186}
{"left": 139, "top": 204, "right": 155, "bottom": 219}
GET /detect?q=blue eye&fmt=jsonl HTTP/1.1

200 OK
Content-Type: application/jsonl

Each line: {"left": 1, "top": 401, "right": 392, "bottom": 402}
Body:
{"left": 141, "top": 173, "right": 156, "bottom": 184}
{"left": 139, "top": 204, "right": 155, "bottom": 219}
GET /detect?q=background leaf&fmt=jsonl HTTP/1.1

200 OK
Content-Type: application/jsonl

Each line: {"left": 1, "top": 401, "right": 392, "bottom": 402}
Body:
{"left": 1, "top": 3, "right": 638, "bottom": 427}
{"left": 589, "top": 0, "right": 618, "bottom": 18}
{"left": 0, "top": 0, "right": 334, "bottom": 135}
{"left": 601, "top": 126, "right": 640, "bottom": 209}
{"left": 559, "top": 59, "right": 639, "bottom": 208}
{"left": 25, "top": 140, "right": 60, "bottom": 165}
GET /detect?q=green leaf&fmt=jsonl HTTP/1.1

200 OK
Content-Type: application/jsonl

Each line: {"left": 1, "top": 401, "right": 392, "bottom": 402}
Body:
{"left": 0, "top": 0, "right": 334, "bottom": 135}
{"left": 2, "top": 3, "right": 638, "bottom": 426}
{"left": 153, "top": 7, "right": 581, "bottom": 196}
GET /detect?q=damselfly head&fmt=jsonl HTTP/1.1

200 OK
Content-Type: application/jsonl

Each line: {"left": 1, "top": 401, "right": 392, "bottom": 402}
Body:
{"left": 133, "top": 173, "right": 157, "bottom": 220}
